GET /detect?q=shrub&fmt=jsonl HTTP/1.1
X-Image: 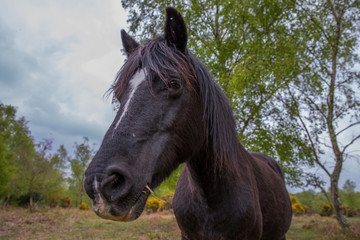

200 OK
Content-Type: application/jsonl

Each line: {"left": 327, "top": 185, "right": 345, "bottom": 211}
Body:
{"left": 292, "top": 202, "right": 306, "bottom": 216}
{"left": 60, "top": 197, "right": 72, "bottom": 208}
{"left": 146, "top": 197, "right": 166, "bottom": 213}
{"left": 79, "top": 202, "right": 90, "bottom": 210}
{"left": 341, "top": 206, "right": 358, "bottom": 217}
{"left": 161, "top": 192, "right": 174, "bottom": 210}
{"left": 290, "top": 195, "right": 305, "bottom": 215}
{"left": 290, "top": 195, "right": 298, "bottom": 205}
{"left": 319, "top": 204, "right": 333, "bottom": 217}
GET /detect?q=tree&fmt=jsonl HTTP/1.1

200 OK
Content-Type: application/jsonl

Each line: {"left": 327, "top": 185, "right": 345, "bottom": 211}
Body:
{"left": 282, "top": 0, "right": 360, "bottom": 228}
{"left": 121, "top": 0, "right": 360, "bottom": 228}
{"left": 68, "top": 137, "right": 94, "bottom": 206}
{"left": 0, "top": 104, "right": 36, "bottom": 206}
{"left": 0, "top": 104, "right": 18, "bottom": 196}
{"left": 0, "top": 104, "right": 66, "bottom": 209}
{"left": 341, "top": 179, "right": 359, "bottom": 208}
{"left": 50, "top": 145, "right": 69, "bottom": 174}
{"left": 120, "top": 0, "right": 313, "bottom": 187}
{"left": 13, "top": 140, "right": 66, "bottom": 211}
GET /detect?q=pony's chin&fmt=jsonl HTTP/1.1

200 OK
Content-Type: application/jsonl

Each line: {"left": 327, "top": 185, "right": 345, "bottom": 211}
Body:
{"left": 91, "top": 190, "right": 148, "bottom": 222}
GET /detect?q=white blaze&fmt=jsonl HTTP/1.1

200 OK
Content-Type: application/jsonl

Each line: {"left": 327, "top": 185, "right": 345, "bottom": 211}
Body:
{"left": 114, "top": 69, "right": 146, "bottom": 129}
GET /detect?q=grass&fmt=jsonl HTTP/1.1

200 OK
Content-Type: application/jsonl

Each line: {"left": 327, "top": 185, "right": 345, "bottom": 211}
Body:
{"left": 0, "top": 207, "right": 180, "bottom": 240}
{"left": 0, "top": 207, "right": 359, "bottom": 239}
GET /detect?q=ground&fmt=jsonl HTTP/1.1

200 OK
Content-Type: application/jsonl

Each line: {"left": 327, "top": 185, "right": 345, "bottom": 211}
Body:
{"left": 0, "top": 207, "right": 359, "bottom": 239}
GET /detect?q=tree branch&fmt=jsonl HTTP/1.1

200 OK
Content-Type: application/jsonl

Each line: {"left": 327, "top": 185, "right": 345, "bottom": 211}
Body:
{"left": 327, "top": 0, "right": 339, "bottom": 22}
{"left": 336, "top": 121, "right": 360, "bottom": 136}
{"left": 285, "top": 85, "right": 332, "bottom": 177}
{"left": 342, "top": 134, "right": 360, "bottom": 155}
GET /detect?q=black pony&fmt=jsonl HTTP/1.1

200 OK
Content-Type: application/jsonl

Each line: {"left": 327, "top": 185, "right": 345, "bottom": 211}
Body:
{"left": 84, "top": 7, "right": 292, "bottom": 240}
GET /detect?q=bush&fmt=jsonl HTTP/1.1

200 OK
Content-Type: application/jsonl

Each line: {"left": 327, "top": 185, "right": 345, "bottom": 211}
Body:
{"left": 161, "top": 192, "right": 174, "bottom": 210}
{"left": 292, "top": 202, "right": 306, "bottom": 216}
{"left": 60, "top": 197, "right": 72, "bottom": 208}
{"left": 79, "top": 202, "right": 90, "bottom": 210}
{"left": 290, "top": 195, "right": 305, "bottom": 216}
{"left": 320, "top": 204, "right": 333, "bottom": 217}
{"left": 341, "top": 206, "right": 358, "bottom": 217}
{"left": 146, "top": 197, "right": 166, "bottom": 213}
{"left": 290, "top": 195, "right": 298, "bottom": 205}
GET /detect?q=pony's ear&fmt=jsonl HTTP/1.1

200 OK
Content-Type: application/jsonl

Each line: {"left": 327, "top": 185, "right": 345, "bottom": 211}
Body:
{"left": 121, "top": 30, "right": 139, "bottom": 56}
{"left": 164, "top": 7, "right": 188, "bottom": 53}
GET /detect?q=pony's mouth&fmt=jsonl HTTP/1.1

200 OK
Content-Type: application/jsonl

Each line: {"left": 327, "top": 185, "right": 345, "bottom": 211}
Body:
{"left": 91, "top": 184, "right": 150, "bottom": 222}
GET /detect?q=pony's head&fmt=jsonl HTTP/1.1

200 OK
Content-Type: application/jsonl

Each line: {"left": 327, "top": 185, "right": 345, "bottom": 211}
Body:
{"left": 84, "top": 7, "right": 207, "bottom": 221}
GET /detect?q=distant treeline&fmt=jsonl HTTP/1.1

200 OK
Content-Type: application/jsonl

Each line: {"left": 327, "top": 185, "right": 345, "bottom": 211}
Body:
{"left": 291, "top": 180, "right": 360, "bottom": 217}
{"left": 0, "top": 103, "right": 94, "bottom": 211}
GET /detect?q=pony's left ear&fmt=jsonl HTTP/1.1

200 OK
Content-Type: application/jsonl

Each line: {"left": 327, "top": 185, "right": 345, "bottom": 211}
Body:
{"left": 121, "top": 30, "right": 139, "bottom": 56}
{"left": 164, "top": 7, "right": 188, "bottom": 53}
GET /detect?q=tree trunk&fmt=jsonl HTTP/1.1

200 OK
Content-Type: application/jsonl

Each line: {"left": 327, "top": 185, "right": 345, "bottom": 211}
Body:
{"left": 3, "top": 195, "right": 11, "bottom": 207}
{"left": 80, "top": 186, "right": 83, "bottom": 204}
{"left": 29, "top": 193, "right": 35, "bottom": 212}
{"left": 330, "top": 177, "right": 350, "bottom": 228}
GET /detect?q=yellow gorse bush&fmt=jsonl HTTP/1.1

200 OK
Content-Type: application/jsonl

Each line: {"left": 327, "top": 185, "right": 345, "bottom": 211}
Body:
{"left": 79, "top": 202, "right": 90, "bottom": 210}
{"left": 146, "top": 197, "right": 166, "bottom": 213}
{"left": 290, "top": 195, "right": 305, "bottom": 216}
{"left": 320, "top": 204, "right": 333, "bottom": 217}
{"left": 292, "top": 202, "right": 305, "bottom": 215}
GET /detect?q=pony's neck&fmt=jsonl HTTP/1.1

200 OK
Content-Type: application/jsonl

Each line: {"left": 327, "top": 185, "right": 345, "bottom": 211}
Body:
{"left": 187, "top": 140, "right": 254, "bottom": 200}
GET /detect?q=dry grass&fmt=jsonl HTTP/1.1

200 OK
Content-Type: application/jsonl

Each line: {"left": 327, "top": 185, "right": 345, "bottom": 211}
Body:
{"left": 287, "top": 215, "right": 360, "bottom": 240}
{"left": 0, "top": 206, "right": 180, "bottom": 240}
{"left": 1, "top": 207, "right": 359, "bottom": 239}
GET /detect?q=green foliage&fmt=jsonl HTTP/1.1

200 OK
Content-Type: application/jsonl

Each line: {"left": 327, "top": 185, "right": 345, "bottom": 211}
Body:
{"left": 119, "top": 0, "right": 317, "bottom": 187}
{"left": 68, "top": 137, "right": 95, "bottom": 206}
{"left": 295, "top": 190, "right": 316, "bottom": 209}
{"left": 155, "top": 164, "right": 184, "bottom": 196}
{"left": 0, "top": 104, "right": 32, "bottom": 196}
{"left": 282, "top": 0, "right": 360, "bottom": 227}
{"left": 0, "top": 103, "right": 68, "bottom": 209}
{"left": 341, "top": 180, "right": 360, "bottom": 209}
{"left": 0, "top": 105, "right": 16, "bottom": 194}
{"left": 46, "top": 193, "right": 60, "bottom": 208}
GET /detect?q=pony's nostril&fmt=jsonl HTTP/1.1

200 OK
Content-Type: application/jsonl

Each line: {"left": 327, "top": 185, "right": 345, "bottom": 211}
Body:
{"left": 100, "top": 166, "right": 133, "bottom": 202}
{"left": 110, "top": 174, "right": 126, "bottom": 190}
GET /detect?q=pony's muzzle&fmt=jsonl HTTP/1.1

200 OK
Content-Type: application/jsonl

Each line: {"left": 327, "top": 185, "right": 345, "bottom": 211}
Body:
{"left": 98, "top": 165, "right": 133, "bottom": 203}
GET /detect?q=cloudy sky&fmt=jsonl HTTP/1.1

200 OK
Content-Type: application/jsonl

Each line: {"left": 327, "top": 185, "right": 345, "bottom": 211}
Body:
{"left": 0, "top": 0, "right": 359, "bottom": 192}
{"left": 0, "top": 0, "right": 127, "bottom": 153}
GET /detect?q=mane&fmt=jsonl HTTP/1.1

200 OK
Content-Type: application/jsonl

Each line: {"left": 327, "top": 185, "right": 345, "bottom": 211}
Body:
{"left": 188, "top": 55, "right": 242, "bottom": 178}
{"left": 112, "top": 37, "right": 242, "bottom": 178}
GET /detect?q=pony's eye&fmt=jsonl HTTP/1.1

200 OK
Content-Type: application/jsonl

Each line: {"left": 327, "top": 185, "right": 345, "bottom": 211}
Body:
{"left": 168, "top": 80, "right": 181, "bottom": 89}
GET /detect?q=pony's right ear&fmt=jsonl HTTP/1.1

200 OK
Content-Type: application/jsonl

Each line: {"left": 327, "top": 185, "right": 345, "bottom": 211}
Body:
{"left": 164, "top": 7, "right": 187, "bottom": 53}
{"left": 121, "top": 30, "right": 139, "bottom": 56}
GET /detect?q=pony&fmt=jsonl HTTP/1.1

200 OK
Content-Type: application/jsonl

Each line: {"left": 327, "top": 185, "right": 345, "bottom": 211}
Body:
{"left": 84, "top": 7, "right": 292, "bottom": 239}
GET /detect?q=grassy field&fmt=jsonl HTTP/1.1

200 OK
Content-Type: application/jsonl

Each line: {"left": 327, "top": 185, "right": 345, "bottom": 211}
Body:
{"left": 0, "top": 207, "right": 359, "bottom": 240}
